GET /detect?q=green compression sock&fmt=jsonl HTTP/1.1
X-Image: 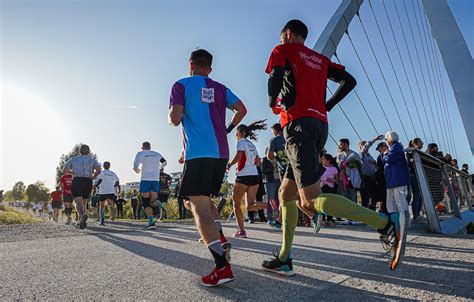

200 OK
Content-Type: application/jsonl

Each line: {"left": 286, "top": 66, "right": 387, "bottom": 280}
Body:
{"left": 313, "top": 193, "right": 388, "bottom": 230}
{"left": 278, "top": 200, "right": 298, "bottom": 262}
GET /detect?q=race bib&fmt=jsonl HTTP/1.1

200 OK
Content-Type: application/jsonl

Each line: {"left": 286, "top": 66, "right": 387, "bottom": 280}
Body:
{"left": 201, "top": 88, "right": 215, "bottom": 103}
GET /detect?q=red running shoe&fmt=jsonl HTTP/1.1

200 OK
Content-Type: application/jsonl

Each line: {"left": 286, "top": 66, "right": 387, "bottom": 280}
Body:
{"left": 201, "top": 264, "right": 235, "bottom": 287}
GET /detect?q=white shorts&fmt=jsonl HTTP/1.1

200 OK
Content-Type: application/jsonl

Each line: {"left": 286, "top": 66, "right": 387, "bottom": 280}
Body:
{"left": 386, "top": 186, "right": 409, "bottom": 213}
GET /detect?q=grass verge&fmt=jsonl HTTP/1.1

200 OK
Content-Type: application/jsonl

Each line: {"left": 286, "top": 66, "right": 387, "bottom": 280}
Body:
{"left": 0, "top": 205, "right": 43, "bottom": 225}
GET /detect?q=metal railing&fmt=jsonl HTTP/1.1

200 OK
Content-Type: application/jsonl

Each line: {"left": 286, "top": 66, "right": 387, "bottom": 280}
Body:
{"left": 406, "top": 148, "right": 473, "bottom": 233}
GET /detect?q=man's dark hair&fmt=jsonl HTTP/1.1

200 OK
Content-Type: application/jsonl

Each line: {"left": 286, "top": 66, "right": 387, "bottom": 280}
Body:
{"left": 281, "top": 19, "right": 308, "bottom": 40}
{"left": 271, "top": 123, "right": 282, "bottom": 133}
{"left": 142, "top": 142, "right": 151, "bottom": 150}
{"left": 190, "top": 49, "right": 213, "bottom": 68}
{"left": 339, "top": 138, "right": 350, "bottom": 146}
{"left": 427, "top": 143, "right": 438, "bottom": 151}
{"left": 462, "top": 163, "right": 468, "bottom": 168}
{"left": 103, "top": 161, "right": 111, "bottom": 170}
{"left": 80, "top": 144, "right": 90, "bottom": 155}
{"left": 56, "top": 186, "right": 60, "bottom": 190}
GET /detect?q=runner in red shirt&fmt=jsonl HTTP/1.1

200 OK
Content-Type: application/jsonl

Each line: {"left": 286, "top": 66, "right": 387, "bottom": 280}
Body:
{"left": 59, "top": 172, "right": 74, "bottom": 225}
{"left": 261, "top": 20, "right": 407, "bottom": 275}
{"left": 50, "top": 187, "right": 63, "bottom": 222}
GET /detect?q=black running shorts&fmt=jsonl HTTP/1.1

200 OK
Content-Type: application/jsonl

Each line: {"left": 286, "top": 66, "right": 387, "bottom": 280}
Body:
{"left": 235, "top": 175, "right": 259, "bottom": 186}
{"left": 71, "top": 177, "right": 93, "bottom": 199}
{"left": 283, "top": 117, "right": 328, "bottom": 189}
{"left": 99, "top": 194, "right": 115, "bottom": 202}
{"left": 63, "top": 193, "right": 73, "bottom": 203}
{"left": 52, "top": 201, "right": 62, "bottom": 209}
{"left": 179, "top": 158, "right": 227, "bottom": 198}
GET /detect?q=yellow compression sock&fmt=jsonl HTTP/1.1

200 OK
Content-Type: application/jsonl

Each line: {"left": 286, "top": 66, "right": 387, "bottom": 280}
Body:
{"left": 278, "top": 200, "right": 298, "bottom": 262}
{"left": 313, "top": 193, "right": 388, "bottom": 230}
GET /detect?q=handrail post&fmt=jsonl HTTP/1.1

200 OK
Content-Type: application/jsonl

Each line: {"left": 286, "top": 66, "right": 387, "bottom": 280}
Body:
{"left": 412, "top": 151, "right": 441, "bottom": 233}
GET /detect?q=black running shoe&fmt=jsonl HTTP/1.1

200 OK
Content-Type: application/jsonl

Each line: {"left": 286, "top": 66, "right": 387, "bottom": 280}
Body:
{"left": 262, "top": 255, "right": 295, "bottom": 277}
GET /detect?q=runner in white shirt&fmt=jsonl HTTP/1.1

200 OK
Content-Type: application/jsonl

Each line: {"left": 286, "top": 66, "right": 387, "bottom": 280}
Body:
{"left": 47, "top": 203, "right": 54, "bottom": 220}
{"left": 95, "top": 161, "right": 120, "bottom": 226}
{"left": 227, "top": 120, "right": 267, "bottom": 238}
{"left": 133, "top": 142, "right": 167, "bottom": 229}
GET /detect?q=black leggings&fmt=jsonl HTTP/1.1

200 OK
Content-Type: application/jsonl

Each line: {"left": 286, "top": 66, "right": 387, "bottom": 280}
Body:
{"left": 177, "top": 197, "right": 187, "bottom": 219}
{"left": 132, "top": 204, "right": 139, "bottom": 219}
{"left": 116, "top": 205, "right": 124, "bottom": 218}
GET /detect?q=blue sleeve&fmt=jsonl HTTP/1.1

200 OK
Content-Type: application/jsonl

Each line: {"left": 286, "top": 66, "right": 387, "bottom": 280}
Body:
{"left": 384, "top": 144, "right": 403, "bottom": 165}
{"left": 225, "top": 88, "right": 239, "bottom": 109}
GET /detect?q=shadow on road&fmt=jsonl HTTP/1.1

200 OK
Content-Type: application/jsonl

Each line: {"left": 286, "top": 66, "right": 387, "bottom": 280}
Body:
{"left": 92, "top": 224, "right": 473, "bottom": 300}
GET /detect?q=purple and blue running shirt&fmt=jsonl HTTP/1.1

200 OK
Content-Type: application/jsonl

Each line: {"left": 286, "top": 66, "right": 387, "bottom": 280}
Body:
{"left": 169, "top": 75, "right": 239, "bottom": 161}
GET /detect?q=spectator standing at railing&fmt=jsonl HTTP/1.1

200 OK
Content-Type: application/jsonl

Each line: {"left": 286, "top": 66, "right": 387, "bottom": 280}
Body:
{"left": 375, "top": 142, "right": 388, "bottom": 214}
{"left": 383, "top": 132, "right": 410, "bottom": 224}
{"left": 426, "top": 143, "right": 444, "bottom": 161}
{"left": 461, "top": 164, "right": 469, "bottom": 175}
{"left": 359, "top": 135, "right": 384, "bottom": 211}
{"left": 407, "top": 138, "right": 424, "bottom": 223}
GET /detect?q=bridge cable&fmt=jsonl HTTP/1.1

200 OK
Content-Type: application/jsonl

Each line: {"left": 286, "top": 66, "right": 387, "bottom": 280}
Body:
{"left": 382, "top": 0, "right": 434, "bottom": 142}
{"left": 355, "top": 11, "right": 411, "bottom": 142}
{"left": 327, "top": 37, "right": 379, "bottom": 135}
{"left": 402, "top": 0, "right": 449, "bottom": 153}
{"left": 369, "top": 0, "right": 427, "bottom": 142}
{"left": 327, "top": 85, "right": 363, "bottom": 141}
{"left": 417, "top": 0, "right": 458, "bottom": 158}
{"left": 328, "top": 132, "right": 339, "bottom": 147}
{"left": 413, "top": 0, "right": 454, "bottom": 155}
{"left": 423, "top": 11, "right": 459, "bottom": 159}
{"left": 341, "top": 14, "right": 393, "bottom": 131}
{"left": 365, "top": 1, "right": 419, "bottom": 137}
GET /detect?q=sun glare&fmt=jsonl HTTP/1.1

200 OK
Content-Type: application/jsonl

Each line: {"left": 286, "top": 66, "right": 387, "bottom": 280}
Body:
{"left": 1, "top": 83, "right": 72, "bottom": 190}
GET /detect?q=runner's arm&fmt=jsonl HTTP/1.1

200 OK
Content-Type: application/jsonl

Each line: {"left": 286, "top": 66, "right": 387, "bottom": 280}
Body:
{"left": 325, "top": 66, "right": 357, "bottom": 112}
{"left": 92, "top": 166, "right": 101, "bottom": 179}
{"left": 266, "top": 139, "right": 276, "bottom": 161}
{"left": 267, "top": 66, "right": 284, "bottom": 108}
{"left": 226, "top": 101, "right": 247, "bottom": 133}
{"left": 168, "top": 105, "right": 184, "bottom": 126}
{"left": 133, "top": 153, "right": 142, "bottom": 173}
{"left": 227, "top": 151, "right": 243, "bottom": 169}
{"left": 160, "top": 157, "right": 167, "bottom": 169}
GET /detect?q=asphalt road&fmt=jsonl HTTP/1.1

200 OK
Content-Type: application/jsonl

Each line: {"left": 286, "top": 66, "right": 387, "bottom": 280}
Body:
{"left": 0, "top": 220, "right": 473, "bottom": 301}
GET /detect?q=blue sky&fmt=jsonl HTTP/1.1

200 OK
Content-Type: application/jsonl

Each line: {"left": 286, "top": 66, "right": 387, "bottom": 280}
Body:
{"left": 1, "top": 0, "right": 473, "bottom": 190}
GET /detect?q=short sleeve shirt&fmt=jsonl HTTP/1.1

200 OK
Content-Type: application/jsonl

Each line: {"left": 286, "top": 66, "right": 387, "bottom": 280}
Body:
{"left": 64, "top": 155, "right": 101, "bottom": 178}
{"left": 59, "top": 174, "right": 73, "bottom": 195}
{"left": 265, "top": 43, "right": 344, "bottom": 127}
{"left": 268, "top": 135, "right": 288, "bottom": 174}
{"left": 50, "top": 191, "right": 62, "bottom": 201}
{"left": 159, "top": 173, "right": 172, "bottom": 195}
{"left": 236, "top": 139, "right": 259, "bottom": 177}
{"left": 133, "top": 150, "right": 164, "bottom": 181}
{"left": 96, "top": 170, "right": 120, "bottom": 195}
{"left": 169, "top": 75, "right": 239, "bottom": 160}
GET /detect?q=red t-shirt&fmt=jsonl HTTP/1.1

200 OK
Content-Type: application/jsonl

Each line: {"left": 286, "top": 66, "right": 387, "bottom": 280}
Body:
{"left": 59, "top": 174, "right": 73, "bottom": 195}
{"left": 265, "top": 43, "right": 345, "bottom": 127}
{"left": 51, "top": 191, "right": 62, "bottom": 201}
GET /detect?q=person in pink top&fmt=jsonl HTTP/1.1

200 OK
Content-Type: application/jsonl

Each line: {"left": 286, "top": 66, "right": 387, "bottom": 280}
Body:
{"left": 320, "top": 154, "right": 339, "bottom": 227}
